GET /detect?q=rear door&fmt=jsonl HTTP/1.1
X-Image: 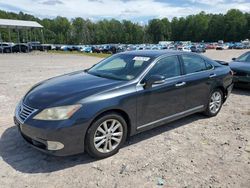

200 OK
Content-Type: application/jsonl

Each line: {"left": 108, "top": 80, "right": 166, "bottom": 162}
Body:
{"left": 179, "top": 54, "right": 215, "bottom": 110}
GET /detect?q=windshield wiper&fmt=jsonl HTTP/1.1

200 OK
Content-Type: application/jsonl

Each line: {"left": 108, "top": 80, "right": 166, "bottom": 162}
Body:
{"left": 88, "top": 71, "right": 126, "bottom": 81}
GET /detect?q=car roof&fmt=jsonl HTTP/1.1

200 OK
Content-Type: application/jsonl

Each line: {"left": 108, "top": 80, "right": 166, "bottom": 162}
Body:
{"left": 120, "top": 50, "right": 183, "bottom": 58}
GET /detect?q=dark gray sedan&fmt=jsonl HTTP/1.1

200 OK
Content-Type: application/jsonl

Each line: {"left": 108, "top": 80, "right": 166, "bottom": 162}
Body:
{"left": 230, "top": 51, "right": 250, "bottom": 88}
{"left": 14, "top": 50, "right": 233, "bottom": 158}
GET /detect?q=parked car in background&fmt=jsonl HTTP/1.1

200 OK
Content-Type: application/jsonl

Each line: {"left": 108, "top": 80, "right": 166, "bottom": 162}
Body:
{"left": 100, "top": 45, "right": 118, "bottom": 54}
{"left": 168, "top": 45, "right": 176, "bottom": 50}
{"left": 60, "top": 45, "right": 72, "bottom": 51}
{"left": 190, "top": 45, "right": 206, "bottom": 53}
{"left": 116, "top": 45, "right": 126, "bottom": 53}
{"left": 14, "top": 50, "right": 233, "bottom": 158}
{"left": 92, "top": 46, "right": 101, "bottom": 53}
{"left": 206, "top": 43, "right": 216, "bottom": 49}
{"left": 0, "top": 42, "right": 11, "bottom": 47}
{"left": 230, "top": 51, "right": 250, "bottom": 88}
{"left": 42, "top": 44, "right": 55, "bottom": 51}
{"left": 28, "top": 41, "right": 44, "bottom": 51}
{"left": 216, "top": 44, "right": 224, "bottom": 50}
{"left": 234, "top": 43, "right": 245, "bottom": 49}
{"left": 178, "top": 46, "right": 191, "bottom": 52}
{"left": 11, "top": 44, "right": 31, "bottom": 53}
{"left": 83, "top": 47, "right": 93, "bottom": 53}
{"left": 228, "top": 43, "right": 235, "bottom": 49}
{"left": 0, "top": 43, "right": 12, "bottom": 53}
{"left": 216, "top": 44, "right": 229, "bottom": 50}
{"left": 218, "top": 40, "right": 224, "bottom": 45}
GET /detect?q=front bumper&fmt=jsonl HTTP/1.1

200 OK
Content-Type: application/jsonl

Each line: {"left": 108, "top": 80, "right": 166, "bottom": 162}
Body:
{"left": 14, "top": 116, "right": 89, "bottom": 156}
{"left": 233, "top": 75, "right": 250, "bottom": 83}
{"left": 233, "top": 76, "right": 250, "bottom": 88}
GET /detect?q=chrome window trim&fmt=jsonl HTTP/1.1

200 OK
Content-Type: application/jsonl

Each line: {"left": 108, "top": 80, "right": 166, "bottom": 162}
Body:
{"left": 137, "top": 105, "right": 204, "bottom": 130}
{"left": 136, "top": 54, "right": 215, "bottom": 89}
{"left": 180, "top": 66, "right": 215, "bottom": 77}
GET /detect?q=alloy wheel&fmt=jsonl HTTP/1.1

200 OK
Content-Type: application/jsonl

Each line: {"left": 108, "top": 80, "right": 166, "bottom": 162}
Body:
{"left": 209, "top": 91, "right": 222, "bottom": 114}
{"left": 94, "top": 119, "right": 123, "bottom": 153}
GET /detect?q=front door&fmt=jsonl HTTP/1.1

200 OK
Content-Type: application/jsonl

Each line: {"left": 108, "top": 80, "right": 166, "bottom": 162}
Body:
{"left": 136, "top": 55, "right": 186, "bottom": 129}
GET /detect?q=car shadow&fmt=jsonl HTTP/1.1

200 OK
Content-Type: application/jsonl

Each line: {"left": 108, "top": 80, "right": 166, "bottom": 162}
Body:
{"left": 126, "top": 113, "right": 205, "bottom": 146}
{"left": 0, "top": 126, "right": 94, "bottom": 174}
{"left": 0, "top": 113, "right": 205, "bottom": 174}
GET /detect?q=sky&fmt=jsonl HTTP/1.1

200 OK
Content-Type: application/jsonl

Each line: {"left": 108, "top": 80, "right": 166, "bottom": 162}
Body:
{"left": 0, "top": 0, "right": 249, "bottom": 23}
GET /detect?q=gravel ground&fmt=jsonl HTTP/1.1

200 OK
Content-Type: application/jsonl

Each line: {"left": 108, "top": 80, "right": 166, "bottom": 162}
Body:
{"left": 0, "top": 50, "right": 249, "bottom": 188}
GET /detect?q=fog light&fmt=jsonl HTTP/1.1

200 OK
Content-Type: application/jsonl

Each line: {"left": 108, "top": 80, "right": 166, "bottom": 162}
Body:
{"left": 46, "top": 141, "right": 64, "bottom": 151}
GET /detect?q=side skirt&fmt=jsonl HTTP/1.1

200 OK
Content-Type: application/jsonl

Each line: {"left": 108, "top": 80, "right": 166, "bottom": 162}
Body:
{"left": 136, "top": 105, "right": 204, "bottom": 131}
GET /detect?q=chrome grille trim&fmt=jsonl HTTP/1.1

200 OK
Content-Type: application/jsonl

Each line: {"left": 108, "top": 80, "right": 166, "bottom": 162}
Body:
{"left": 16, "top": 102, "right": 38, "bottom": 123}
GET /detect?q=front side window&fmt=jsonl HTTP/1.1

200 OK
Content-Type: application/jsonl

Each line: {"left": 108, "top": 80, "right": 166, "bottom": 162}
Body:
{"left": 146, "top": 56, "right": 181, "bottom": 79}
{"left": 87, "top": 54, "right": 153, "bottom": 80}
{"left": 182, "top": 55, "right": 210, "bottom": 74}
{"left": 205, "top": 62, "right": 214, "bottom": 69}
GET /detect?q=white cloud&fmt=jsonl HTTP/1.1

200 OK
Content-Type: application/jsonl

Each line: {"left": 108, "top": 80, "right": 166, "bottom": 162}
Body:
{"left": 189, "top": 0, "right": 226, "bottom": 5}
{"left": 0, "top": 0, "right": 249, "bottom": 22}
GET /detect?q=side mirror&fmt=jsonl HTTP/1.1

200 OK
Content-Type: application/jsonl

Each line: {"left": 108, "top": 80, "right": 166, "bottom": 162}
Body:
{"left": 232, "top": 57, "right": 236, "bottom": 61}
{"left": 143, "top": 75, "right": 165, "bottom": 89}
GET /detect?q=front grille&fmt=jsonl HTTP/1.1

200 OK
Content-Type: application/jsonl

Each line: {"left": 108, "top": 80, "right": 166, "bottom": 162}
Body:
{"left": 16, "top": 102, "right": 37, "bottom": 123}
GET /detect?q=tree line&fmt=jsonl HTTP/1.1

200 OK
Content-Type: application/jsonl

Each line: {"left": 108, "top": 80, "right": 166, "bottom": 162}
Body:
{"left": 0, "top": 9, "right": 249, "bottom": 44}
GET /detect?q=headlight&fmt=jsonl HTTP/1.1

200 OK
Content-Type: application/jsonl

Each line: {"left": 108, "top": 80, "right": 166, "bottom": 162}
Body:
{"left": 33, "top": 104, "right": 82, "bottom": 120}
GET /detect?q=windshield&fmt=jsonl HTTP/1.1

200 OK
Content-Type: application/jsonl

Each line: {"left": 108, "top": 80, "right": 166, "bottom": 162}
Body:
{"left": 236, "top": 52, "right": 250, "bottom": 63}
{"left": 87, "top": 54, "right": 153, "bottom": 81}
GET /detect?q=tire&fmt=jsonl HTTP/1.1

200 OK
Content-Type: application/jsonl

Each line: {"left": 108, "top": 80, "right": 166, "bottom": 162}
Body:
{"left": 204, "top": 89, "right": 223, "bottom": 117}
{"left": 85, "top": 113, "right": 127, "bottom": 159}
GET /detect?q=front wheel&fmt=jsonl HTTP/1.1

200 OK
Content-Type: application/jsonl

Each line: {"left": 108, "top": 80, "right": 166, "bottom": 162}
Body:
{"left": 85, "top": 113, "right": 127, "bottom": 159}
{"left": 204, "top": 89, "right": 223, "bottom": 117}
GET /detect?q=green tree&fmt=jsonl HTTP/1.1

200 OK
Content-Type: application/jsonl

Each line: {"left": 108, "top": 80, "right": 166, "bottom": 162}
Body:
{"left": 224, "top": 9, "right": 247, "bottom": 41}
{"left": 0, "top": 9, "right": 250, "bottom": 44}
{"left": 207, "top": 14, "right": 226, "bottom": 42}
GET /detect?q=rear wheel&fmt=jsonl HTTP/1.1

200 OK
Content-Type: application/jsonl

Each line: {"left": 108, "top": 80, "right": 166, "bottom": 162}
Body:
{"left": 204, "top": 89, "right": 223, "bottom": 117}
{"left": 85, "top": 113, "right": 127, "bottom": 158}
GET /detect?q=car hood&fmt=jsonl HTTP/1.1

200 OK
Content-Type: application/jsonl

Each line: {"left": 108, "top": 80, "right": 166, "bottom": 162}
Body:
{"left": 229, "top": 61, "right": 250, "bottom": 71}
{"left": 23, "top": 71, "right": 124, "bottom": 109}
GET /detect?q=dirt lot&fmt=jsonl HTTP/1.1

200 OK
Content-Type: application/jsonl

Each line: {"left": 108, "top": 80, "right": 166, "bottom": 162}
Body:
{"left": 0, "top": 50, "right": 250, "bottom": 188}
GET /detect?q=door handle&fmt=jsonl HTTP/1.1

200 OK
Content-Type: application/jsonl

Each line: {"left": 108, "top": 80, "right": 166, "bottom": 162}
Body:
{"left": 209, "top": 73, "right": 216, "bottom": 78}
{"left": 175, "top": 82, "right": 186, "bottom": 87}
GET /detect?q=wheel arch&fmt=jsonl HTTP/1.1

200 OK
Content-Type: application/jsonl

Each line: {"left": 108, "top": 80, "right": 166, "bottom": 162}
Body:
{"left": 214, "top": 86, "right": 227, "bottom": 102}
{"left": 87, "top": 108, "right": 132, "bottom": 138}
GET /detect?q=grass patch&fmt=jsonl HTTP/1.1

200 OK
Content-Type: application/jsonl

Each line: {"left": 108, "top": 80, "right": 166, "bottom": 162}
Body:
{"left": 48, "top": 50, "right": 111, "bottom": 58}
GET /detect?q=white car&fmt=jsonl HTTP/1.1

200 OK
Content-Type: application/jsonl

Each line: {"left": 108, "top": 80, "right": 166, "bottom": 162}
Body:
{"left": 178, "top": 46, "right": 191, "bottom": 52}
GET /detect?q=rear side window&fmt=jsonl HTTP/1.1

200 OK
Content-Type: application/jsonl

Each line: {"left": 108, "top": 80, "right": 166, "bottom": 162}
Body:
{"left": 147, "top": 56, "right": 181, "bottom": 79}
{"left": 182, "top": 55, "right": 210, "bottom": 74}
